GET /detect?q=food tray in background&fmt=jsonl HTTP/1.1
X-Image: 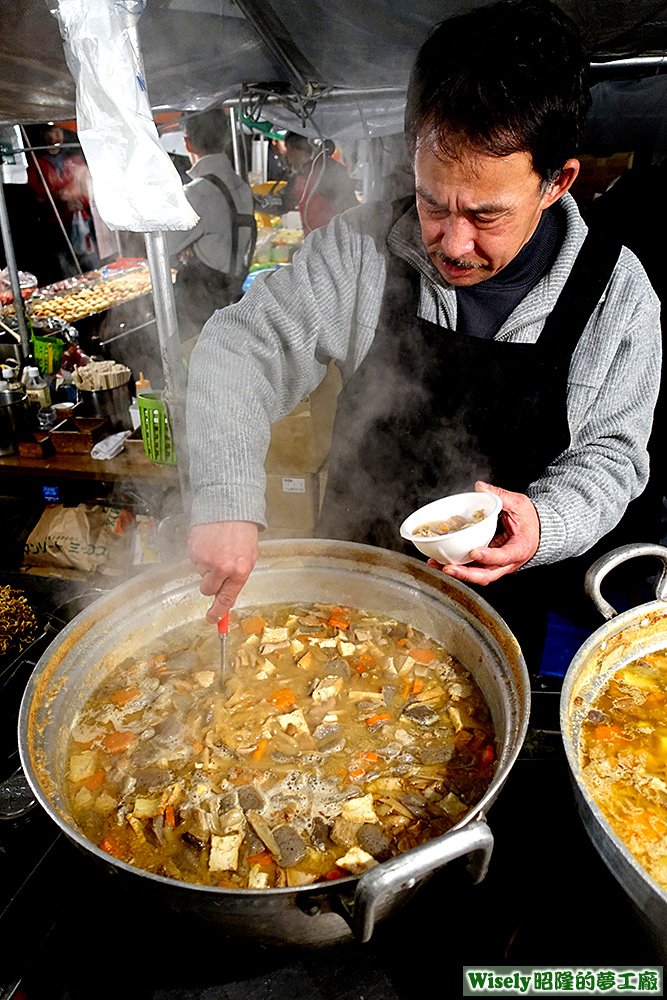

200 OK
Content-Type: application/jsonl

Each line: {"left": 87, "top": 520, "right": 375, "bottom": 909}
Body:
{"left": 26, "top": 265, "right": 155, "bottom": 323}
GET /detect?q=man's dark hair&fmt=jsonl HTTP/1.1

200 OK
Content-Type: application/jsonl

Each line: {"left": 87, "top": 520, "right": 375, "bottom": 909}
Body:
{"left": 405, "top": 0, "right": 591, "bottom": 185}
{"left": 284, "top": 132, "right": 312, "bottom": 153}
{"left": 183, "top": 108, "right": 230, "bottom": 156}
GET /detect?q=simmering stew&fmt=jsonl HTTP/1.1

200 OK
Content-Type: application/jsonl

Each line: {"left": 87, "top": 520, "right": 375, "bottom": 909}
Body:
{"left": 582, "top": 648, "right": 667, "bottom": 890}
{"left": 66, "top": 603, "right": 496, "bottom": 889}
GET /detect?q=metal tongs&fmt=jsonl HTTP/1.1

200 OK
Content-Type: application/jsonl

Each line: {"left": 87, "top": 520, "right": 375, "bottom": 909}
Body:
{"left": 218, "top": 611, "right": 230, "bottom": 691}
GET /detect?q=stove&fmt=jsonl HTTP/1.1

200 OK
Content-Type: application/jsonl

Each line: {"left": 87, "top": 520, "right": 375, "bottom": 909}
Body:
{"left": 0, "top": 584, "right": 659, "bottom": 1000}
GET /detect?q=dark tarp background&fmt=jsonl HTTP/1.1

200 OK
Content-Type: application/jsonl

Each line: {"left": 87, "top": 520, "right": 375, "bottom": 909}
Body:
{"left": 2, "top": 0, "right": 667, "bottom": 154}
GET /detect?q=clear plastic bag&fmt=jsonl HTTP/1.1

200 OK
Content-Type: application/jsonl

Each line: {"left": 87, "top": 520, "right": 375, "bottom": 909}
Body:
{"left": 53, "top": 0, "right": 198, "bottom": 233}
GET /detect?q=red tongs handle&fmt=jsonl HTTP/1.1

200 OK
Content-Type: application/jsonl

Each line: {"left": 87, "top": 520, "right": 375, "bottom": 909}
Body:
{"left": 218, "top": 611, "right": 230, "bottom": 635}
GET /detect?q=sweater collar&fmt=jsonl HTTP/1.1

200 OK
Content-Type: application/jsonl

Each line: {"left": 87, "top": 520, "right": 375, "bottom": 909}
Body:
{"left": 387, "top": 192, "right": 588, "bottom": 336}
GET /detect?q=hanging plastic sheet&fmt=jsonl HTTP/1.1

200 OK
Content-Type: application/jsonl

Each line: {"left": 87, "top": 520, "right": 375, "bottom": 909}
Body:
{"left": 52, "top": 0, "right": 198, "bottom": 232}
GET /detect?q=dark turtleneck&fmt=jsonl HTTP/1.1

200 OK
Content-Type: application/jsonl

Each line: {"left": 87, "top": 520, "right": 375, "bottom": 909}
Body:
{"left": 455, "top": 204, "right": 564, "bottom": 339}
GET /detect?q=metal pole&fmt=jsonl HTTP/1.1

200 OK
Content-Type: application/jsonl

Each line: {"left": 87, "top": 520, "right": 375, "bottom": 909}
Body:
{"left": 143, "top": 231, "right": 190, "bottom": 504}
{"left": 0, "top": 179, "right": 30, "bottom": 358}
{"left": 229, "top": 106, "right": 241, "bottom": 176}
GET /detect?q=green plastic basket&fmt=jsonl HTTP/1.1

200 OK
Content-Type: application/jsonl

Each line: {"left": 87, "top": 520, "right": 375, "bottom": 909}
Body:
{"left": 137, "top": 391, "right": 177, "bottom": 464}
{"left": 31, "top": 333, "right": 64, "bottom": 375}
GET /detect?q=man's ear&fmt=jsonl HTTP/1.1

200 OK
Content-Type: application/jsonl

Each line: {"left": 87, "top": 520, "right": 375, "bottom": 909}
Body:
{"left": 541, "top": 158, "right": 580, "bottom": 208}
{"left": 184, "top": 136, "right": 193, "bottom": 154}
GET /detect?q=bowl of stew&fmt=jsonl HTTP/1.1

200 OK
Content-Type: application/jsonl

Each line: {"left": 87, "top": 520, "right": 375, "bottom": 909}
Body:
{"left": 399, "top": 492, "right": 503, "bottom": 565}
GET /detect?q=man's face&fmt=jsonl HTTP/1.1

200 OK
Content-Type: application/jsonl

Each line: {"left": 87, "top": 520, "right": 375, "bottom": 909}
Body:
{"left": 43, "top": 127, "right": 64, "bottom": 153}
{"left": 415, "top": 142, "right": 563, "bottom": 287}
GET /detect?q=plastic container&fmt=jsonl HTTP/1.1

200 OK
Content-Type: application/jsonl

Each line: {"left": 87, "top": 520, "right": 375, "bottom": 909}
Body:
{"left": 31, "top": 333, "right": 64, "bottom": 376}
{"left": 137, "top": 391, "right": 176, "bottom": 464}
{"left": 24, "top": 367, "right": 51, "bottom": 409}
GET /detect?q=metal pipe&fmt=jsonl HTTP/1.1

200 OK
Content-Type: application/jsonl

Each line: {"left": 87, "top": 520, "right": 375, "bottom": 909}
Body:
{"left": 229, "top": 106, "right": 241, "bottom": 176}
{"left": 0, "top": 178, "right": 30, "bottom": 359}
{"left": 143, "top": 231, "right": 189, "bottom": 503}
{"left": 590, "top": 55, "right": 667, "bottom": 76}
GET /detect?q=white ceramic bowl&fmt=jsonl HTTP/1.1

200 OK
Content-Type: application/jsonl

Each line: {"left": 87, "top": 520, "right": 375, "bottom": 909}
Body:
{"left": 399, "top": 492, "right": 503, "bottom": 565}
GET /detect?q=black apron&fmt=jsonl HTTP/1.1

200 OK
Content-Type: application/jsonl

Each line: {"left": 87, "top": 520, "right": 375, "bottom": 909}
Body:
{"left": 175, "top": 174, "right": 257, "bottom": 335}
{"left": 318, "top": 203, "right": 624, "bottom": 670}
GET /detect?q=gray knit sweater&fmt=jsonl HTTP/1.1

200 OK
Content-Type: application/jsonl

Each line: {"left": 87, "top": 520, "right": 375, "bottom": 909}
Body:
{"left": 186, "top": 192, "right": 661, "bottom": 567}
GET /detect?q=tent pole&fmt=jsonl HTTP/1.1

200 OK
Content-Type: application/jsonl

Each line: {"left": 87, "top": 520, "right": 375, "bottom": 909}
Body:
{"left": 0, "top": 177, "right": 30, "bottom": 359}
{"left": 143, "top": 231, "right": 189, "bottom": 504}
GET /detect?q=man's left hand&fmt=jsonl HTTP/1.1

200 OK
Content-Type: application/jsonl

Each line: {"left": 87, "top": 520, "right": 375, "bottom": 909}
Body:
{"left": 429, "top": 481, "right": 540, "bottom": 585}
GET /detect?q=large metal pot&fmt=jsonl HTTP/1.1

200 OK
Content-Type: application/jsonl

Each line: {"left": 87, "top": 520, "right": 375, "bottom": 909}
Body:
{"left": 19, "top": 538, "right": 530, "bottom": 946}
{"left": 561, "top": 542, "right": 667, "bottom": 960}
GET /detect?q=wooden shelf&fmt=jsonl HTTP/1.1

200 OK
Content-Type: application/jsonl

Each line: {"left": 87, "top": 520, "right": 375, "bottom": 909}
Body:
{"left": 0, "top": 447, "right": 180, "bottom": 483}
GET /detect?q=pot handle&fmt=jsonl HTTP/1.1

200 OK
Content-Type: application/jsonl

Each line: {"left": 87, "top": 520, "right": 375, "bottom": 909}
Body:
{"left": 336, "top": 818, "right": 493, "bottom": 943}
{"left": 584, "top": 542, "right": 667, "bottom": 621}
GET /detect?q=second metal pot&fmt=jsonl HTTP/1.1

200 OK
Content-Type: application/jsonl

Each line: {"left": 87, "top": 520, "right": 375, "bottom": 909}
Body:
{"left": 561, "top": 543, "right": 667, "bottom": 961}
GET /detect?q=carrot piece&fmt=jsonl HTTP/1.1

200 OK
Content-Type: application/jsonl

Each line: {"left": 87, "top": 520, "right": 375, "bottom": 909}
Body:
{"left": 101, "top": 730, "right": 136, "bottom": 754}
{"left": 480, "top": 743, "right": 495, "bottom": 767}
{"left": 363, "top": 751, "right": 379, "bottom": 762}
{"left": 622, "top": 810, "right": 667, "bottom": 841}
{"left": 192, "top": 740, "right": 202, "bottom": 753}
{"left": 164, "top": 804, "right": 176, "bottom": 829}
{"left": 110, "top": 686, "right": 141, "bottom": 706}
{"left": 646, "top": 691, "right": 666, "bottom": 703}
{"left": 248, "top": 850, "right": 274, "bottom": 866}
{"left": 328, "top": 606, "right": 351, "bottom": 630}
{"left": 352, "top": 656, "right": 374, "bottom": 674}
{"left": 323, "top": 867, "right": 346, "bottom": 881}
{"left": 270, "top": 688, "right": 295, "bottom": 710}
{"left": 412, "top": 678, "right": 423, "bottom": 695}
{"left": 365, "top": 713, "right": 391, "bottom": 727}
{"left": 253, "top": 738, "right": 269, "bottom": 761}
{"left": 348, "top": 767, "right": 366, "bottom": 779}
{"left": 397, "top": 638, "right": 407, "bottom": 647}
{"left": 595, "top": 723, "right": 628, "bottom": 743}
{"left": 242, "top": 615, "right": 266, "bottom": 634}
{"left": 410, "top": 648, "right": 436, "bottom": 664}
{"left": 100, "top": 835, "right": 123, "bottom": 858}
{"left": 82, "top": 768, "right": 105, "bottom": 791}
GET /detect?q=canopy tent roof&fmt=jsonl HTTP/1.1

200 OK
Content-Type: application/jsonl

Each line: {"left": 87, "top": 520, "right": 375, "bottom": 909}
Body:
{"left": 2, "top": 0, "right": 667, "bottom": 151}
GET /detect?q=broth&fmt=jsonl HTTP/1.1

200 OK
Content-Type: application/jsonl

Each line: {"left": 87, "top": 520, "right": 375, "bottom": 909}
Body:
{"left": 66, "top": 603, "right": 496, "bottom": 889}
{"left": 581, "top": 648, "right": 667, "bottom": 890}
{"left": 413, "top": 510, "right": 485, "bottom": 537}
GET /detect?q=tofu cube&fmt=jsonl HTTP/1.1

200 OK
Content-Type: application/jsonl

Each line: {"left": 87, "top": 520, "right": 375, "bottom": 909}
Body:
{"left": 277, "top": 707, "right": 310, "bottom": 735}
{"left": 209, "top": 832, "right": 243, "bottom": 872}
{"left": 336, "top": 846, "right": 379, "bottom": 875}
{"left": 341, "top": 794, "right": 378, "bottom": 823}
{"left": 312, "top": 676, "right": 344, "bottom": 703}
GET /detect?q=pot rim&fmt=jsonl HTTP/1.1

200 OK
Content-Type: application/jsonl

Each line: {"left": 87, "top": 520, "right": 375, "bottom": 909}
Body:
{"left": 561, "top": 595, "right": 667, "bottom": 906}
{"left": 19, "top": 538, "right": 530, "bottom": 898}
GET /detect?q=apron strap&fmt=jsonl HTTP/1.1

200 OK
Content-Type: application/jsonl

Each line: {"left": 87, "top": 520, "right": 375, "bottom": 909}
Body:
{"left": 538, "top": 228, "right": 622, "bottom": 349}
{"left": 202, "top": 173, "right": 258, "bottom": 275}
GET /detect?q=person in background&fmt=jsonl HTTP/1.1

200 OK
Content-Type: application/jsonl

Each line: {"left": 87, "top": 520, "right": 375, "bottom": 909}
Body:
{"left": 168, "top": 108, "right": 257, "bottom": 347}
{"left": 26, "top": 123, "right": 98, "bottom": 281}
{"left": 277, "top": 132, "right": 358, "bottom": 234}
{"left": 186, "top": 0, "right": 660, "bottom": 673}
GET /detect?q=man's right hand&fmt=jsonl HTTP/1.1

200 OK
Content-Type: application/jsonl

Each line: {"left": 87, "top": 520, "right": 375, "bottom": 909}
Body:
{"left": 187, "top": 521, "right": 259, "bottom": 623}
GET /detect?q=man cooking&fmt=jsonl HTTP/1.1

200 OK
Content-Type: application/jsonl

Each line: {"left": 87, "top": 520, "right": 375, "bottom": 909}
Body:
{"left": 186, "top": 0, "right": 660, "bottom": 670}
